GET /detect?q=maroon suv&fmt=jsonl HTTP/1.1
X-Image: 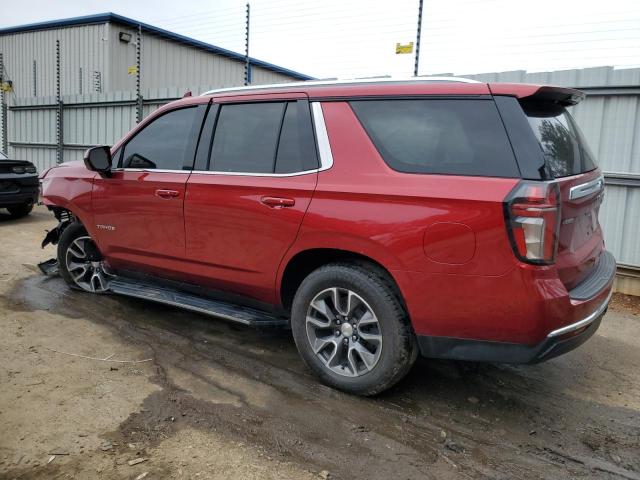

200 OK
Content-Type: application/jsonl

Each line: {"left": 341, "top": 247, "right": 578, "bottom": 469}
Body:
{"left": 39, "top": 78, "right": 615, "bottom": 395}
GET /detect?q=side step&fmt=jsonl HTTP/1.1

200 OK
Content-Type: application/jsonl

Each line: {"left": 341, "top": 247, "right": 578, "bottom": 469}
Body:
{"left": 108, "top": 278, "right": 288, "bottom": 327}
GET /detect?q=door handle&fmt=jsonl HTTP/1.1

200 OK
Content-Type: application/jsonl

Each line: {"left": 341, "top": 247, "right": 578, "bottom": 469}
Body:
{"left": 155, "top": 189, "right": 180, "bottom": 199}
{"left": 260, "top": 196, "right": 295, "bottom": 208}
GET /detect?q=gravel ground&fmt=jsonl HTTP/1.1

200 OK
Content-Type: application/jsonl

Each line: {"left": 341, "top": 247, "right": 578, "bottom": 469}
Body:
{"left": 1, "top": 206, "right": 639, "bottom": 480}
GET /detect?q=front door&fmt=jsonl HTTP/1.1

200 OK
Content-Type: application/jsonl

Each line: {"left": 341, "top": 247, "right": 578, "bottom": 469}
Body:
{"left": 183, "top": 98, "right": 319, "bottom": 304}
{"left": 92, "top": 105, "right": 205, "bottom": 278}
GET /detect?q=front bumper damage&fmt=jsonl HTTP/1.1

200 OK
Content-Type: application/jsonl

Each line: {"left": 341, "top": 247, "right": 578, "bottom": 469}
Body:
{"left": 38, "top": 207, "right": 74, "bottom": 276}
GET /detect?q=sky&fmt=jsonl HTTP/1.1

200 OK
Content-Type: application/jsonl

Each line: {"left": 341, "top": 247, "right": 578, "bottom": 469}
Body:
{"left": 1, "top": 0, "right": 639, "bottom": 79}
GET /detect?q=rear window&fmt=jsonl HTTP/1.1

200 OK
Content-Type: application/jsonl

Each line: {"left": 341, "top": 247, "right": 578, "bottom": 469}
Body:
{"left": 522, "top": 102, "right": 597, "bottom": 178}
{"left": 350, "top": 99, "right": 519, "bottom": 177}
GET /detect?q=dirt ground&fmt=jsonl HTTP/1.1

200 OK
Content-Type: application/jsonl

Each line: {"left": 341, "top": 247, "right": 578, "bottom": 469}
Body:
{"left": 1, "top": 206, "right": 639, "bottom": 480}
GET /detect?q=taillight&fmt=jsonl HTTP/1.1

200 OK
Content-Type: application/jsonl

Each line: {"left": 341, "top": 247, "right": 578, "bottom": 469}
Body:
{"left": 504, "top": 181, "right": 560, "bottom": 265}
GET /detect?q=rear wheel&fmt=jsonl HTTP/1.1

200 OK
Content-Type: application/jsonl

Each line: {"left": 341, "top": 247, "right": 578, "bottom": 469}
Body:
{"left": 57, "top": 222, "right": 112, "bottom": 293}
{"left": 7, "top": 200, "right": 34, "bottom": 218}
{"left": 291, "top": 263, "right": 417, "bottom": 396}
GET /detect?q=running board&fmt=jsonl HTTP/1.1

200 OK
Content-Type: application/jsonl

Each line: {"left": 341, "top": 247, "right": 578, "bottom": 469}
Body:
{"left": 108, "top": 278, "right": 288, "bottom": 327}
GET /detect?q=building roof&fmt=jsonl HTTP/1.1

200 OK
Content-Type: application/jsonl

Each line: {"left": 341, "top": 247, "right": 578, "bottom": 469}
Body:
{"left": 0, "top": 12, "right": 313, "bottom": 81}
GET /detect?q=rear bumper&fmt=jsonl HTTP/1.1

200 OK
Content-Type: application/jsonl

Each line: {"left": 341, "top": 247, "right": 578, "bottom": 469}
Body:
{"left": 414, "top": 250, "right": 616, "bottom": 363}
{"left": 417, "top": 289, "right": 611, "bottom": 363}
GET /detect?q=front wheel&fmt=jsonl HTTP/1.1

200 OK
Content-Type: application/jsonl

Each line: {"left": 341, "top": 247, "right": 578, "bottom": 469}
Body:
{"left": 7, "top": 200, "right": 34, "bottom": 218}
{"left": 291, "top": 263, "right": 417, "bottom": 396}
{"left": 57, "top": 222, "right": 112, "bottom": 293}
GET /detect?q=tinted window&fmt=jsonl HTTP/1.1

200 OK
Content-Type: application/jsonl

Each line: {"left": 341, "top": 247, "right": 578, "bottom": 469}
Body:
{"left": 523, "top": 103, "right": 597, "bottom": 178}
{"left": 351, "top": 99, "right": 519, "bottom": 177}
{"left": 120, "top": 107, "right": 199, "bottom": 170}
{"left": 275, "top": 102, "right": 319, "bottom": 173}
{"left": 211, "top": 102, "right": 284, "bottom": 173}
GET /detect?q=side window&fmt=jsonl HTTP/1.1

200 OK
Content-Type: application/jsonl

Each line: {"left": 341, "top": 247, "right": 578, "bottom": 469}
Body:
{"left": 350, "top": 99, "right": 519, "bottom": 178}
{"left": 275, "top": 102, "right": 319, "bottom": 173}
{"left": 210, "top": 102, "right": 284, "bottom": 173}
{"left": 119, "top": 106, "right": 200, "bottom": 170}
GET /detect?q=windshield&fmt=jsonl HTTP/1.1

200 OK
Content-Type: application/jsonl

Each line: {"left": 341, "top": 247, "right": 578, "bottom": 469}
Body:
{"left": 524, "top": 104, "right": 597, "bottom": 178}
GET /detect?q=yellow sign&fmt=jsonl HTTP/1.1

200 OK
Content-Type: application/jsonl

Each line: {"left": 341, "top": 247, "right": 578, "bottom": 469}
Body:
{"left": 395, "top": 42, "right": 414, "bottom": 54}
{"left": 128, "top": 66, "right": 138, "bottom": 75}
{"left": 0, "top": 81, "right": 13, "bottom": 92}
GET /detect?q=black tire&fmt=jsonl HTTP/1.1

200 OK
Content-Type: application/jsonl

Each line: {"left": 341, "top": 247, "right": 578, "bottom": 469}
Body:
{"left": 7, "top": 201, "right": 34, "bottom": 218}
{"left": 291, "top": 263, "right": 417, "bottom": 396}
{"left": 57, "top": 222, "right": 90, "bottom": 288}
{"left": 57, "top": 222, "right": 110, "bottom": 293}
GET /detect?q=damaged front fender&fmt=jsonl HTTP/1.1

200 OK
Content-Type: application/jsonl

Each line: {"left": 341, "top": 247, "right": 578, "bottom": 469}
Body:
{"left": 41, "top": 207, "right": 74, "bottom": 249}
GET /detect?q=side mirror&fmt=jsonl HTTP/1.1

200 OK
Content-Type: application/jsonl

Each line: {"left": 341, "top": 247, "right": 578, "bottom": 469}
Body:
{"left": 84, "top": 146, "right": 112, "bottom": 177}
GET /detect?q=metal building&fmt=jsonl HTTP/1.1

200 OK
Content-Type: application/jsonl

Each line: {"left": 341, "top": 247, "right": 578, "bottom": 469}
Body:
{"left": 0, "top": 13, "right": 311, "bottom": 170}
{"left": 0, "top": 12, "right": 311, "bottom": 97}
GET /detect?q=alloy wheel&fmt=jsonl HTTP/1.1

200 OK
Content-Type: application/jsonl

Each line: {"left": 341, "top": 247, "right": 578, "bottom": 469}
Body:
{"left": 305, "top": 287, "right": 383, "bottom": 377}
{"left": 65, "top": 236, "right": 112, "bottom": 293}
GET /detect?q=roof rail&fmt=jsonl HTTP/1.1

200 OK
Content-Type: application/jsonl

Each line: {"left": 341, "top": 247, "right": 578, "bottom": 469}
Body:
{"left": 201, "top": 76, "right": 480, "bottom": 96}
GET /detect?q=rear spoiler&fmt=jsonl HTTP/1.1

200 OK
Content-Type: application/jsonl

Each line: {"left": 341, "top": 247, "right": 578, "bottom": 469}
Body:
{"left": 488, "top": 83, "right": 586, "bottom": 106}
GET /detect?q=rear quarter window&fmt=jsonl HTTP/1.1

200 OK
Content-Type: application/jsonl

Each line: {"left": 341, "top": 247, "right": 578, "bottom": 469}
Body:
{"left": 350, "top": 99, "right": 519, "bottom": 178}
{"left": 522, "top": 101, "right": 597, "bottom": 178}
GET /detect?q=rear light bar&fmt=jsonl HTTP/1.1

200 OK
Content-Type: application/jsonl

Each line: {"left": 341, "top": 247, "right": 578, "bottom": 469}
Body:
{"left": 504, "top": 181, "right": 560, "bottom": 265}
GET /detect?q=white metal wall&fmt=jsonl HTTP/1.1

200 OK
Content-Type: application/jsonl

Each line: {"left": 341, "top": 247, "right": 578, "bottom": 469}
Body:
{"left": 107, "top": 24, "right": 293, "bottom": 93}
{"left": 0, "top": 24, "right": 109, "bottom": 98}
{"left": 0, "top": 22, "right": 297, "bottom": 99}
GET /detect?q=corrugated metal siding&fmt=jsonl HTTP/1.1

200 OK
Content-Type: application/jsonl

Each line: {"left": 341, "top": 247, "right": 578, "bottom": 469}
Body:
{"left": 107, "top": 24, "right": 294, "bottom": 92}
{"left": 0, "top": 21, "right": 299, "bottom": 99}
{"left": 0, "top": 24, "right": 108, "bottom": 97}
{"left": 463, "top": 67, "right": 640, "bottom": 294}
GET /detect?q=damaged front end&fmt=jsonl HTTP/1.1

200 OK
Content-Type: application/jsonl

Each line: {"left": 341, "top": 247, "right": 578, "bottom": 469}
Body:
{"left": 38, "top": 207, "right": 75, "bottom": 276}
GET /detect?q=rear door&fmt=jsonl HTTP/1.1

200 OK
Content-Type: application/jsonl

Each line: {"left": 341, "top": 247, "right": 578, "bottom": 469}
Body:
{"left": 92, "top": 104, "right": 206, "bottom": 277}
{"left": 183, "top": 95, "right": 319, "bottom": 303}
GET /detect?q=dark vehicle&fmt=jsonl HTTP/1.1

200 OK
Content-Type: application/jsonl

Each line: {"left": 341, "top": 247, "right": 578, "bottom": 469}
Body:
{"left": 0, "top": 151, "right": 38, "bottom": 218}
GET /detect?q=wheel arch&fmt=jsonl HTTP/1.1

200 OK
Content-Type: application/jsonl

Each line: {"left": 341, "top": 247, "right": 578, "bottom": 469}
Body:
{"left": 278, "top": 247, "right": 409, "bottom": 314}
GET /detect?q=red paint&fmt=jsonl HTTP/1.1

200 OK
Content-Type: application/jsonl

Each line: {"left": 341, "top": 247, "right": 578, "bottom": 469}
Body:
{"left": 423, "top": 223, "right": 476, "bottom": 265}
{"left": 40, "top": 80, "right": 611, "bottom": 351}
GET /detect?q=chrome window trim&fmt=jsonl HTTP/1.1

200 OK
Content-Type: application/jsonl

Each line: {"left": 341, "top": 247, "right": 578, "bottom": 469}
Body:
{"left": 188, "top": 168, "right": 319, "bottom": 177}
{"left": 114, "top": 167, "right": 319, "bottom": 178}
{"left": 311, "top": 102, "right": 334, "bottom": 172}
{"left": 547, "top": 290, "right": 612, "bottom": 338}
{"left": 568, "top": 175, "right": 605, "bottom": 200}
{"left": 111, "top": 168, "right": 190, "bottom": 174}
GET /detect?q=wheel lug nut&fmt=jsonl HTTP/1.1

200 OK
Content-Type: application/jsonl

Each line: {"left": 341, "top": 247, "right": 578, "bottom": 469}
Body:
{"left": 343, "top": 338, "right": 349, "bottom": 345}
{"left": 335, "top": 330, "right": 340, "bottom": 336}
{"left": 352, "top": 335, "right": 358, "bottom": 341}
{"left": 336, "top": 319, "right": 341, "bottom": 325}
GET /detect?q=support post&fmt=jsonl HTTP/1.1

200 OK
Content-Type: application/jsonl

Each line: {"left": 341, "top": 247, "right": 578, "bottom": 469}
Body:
{"left": 136, "top": 24, "right": 143, "bottom": 123}
{"left": 0, "top": 53, "right": 7, "bottom": 155}
{"left": 244, "top": 3, "right": 251, "bottom": 86}
{"left": 413, "top": 0, "right": 424, "bottom": 77}
{"left": 55, "top": 40, "right": 63, "bottom": 165}
{"left": 33, "top": 60, "right": 37, "bottom": 97}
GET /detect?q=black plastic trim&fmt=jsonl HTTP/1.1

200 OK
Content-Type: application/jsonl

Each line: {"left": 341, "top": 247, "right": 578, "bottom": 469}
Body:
{"left": 569, "top": 251, "right": 616, "bottom": 300}
{"left": 417, "top": 313, "right": 604, "bottom": 364}
{"left": 493, "top": 95, "right": 549, "bottom": 180}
